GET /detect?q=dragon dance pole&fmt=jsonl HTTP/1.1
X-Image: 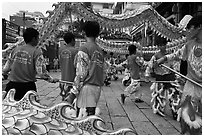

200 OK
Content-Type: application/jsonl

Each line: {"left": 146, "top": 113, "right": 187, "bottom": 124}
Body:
{"left": 36, "top": 78, "right": 74, "bottom": 85}
{"left": 161, "top": 64, "right": 202, "bottom": 88}
{"left": 58, "top": 80, "right": 74, "bottom": 85}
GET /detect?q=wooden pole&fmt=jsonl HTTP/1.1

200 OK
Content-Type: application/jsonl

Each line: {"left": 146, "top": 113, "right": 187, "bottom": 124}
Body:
{"left": 59, "top": 80, "right": 74, "bottom": 85}
{"left": 138, "top": 80, "right": 178, "bottom": 83}
{"left": 36, "top": 77, "right": 74, "bottom": 84}
{"left": 161, "top": 64, "right": 202, "bottom": 87}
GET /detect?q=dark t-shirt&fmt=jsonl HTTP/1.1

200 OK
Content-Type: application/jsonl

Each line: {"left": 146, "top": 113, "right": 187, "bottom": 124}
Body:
{"left": 59, "top": 45, "right": 78, "bottom": 82}
{"left": 8, "top": 44, "right": 42, "bottom": 82}
{"left": 80, "top": 42, "right": 104, "bottom": 86}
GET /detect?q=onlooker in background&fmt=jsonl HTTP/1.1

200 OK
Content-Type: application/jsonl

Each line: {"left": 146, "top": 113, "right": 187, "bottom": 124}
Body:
{"left": 108, "top": 52, "right": 118, "bottom": 81}
{"left": 103, "top": 50, "right": 111, "bottom": 86}
{"left": 45, "top": 57, "right": 50, "bottom": 72}
{"left": 53, "top": 57, "right": 59, "bottom": 72}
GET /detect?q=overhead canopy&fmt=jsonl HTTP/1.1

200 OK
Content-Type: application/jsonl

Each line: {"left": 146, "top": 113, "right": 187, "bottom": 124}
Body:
{"left": 37, "top": 2, "right": 187, "bottom": 54}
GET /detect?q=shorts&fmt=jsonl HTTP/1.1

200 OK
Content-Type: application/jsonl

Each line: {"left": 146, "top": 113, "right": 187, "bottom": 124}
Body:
{"left": 5, "top": 81, "right": 37, "bottom": 101}
{"left": 76, "top": 84, "right": 101, "bottom": 108}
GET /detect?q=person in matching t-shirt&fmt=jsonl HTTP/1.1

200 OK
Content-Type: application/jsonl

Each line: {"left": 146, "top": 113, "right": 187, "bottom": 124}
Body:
{"left": 66, "top": 21, "right": 104, "bottom": 118}
{"left": 121, "top": 45, "right": 147, "bottom": 104}
{"left": 58, "top": 32, "right": 78, "bottom": 101}
{"left": 2, "top": 28, "right": 57, "bottom": 101}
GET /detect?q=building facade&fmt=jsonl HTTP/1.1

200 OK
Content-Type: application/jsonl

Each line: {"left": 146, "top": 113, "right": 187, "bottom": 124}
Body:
{"left": 10, "top": 10, "right": 45, "bottom": 30}
{"left": 91, "top": 2, "right": 115, "bottom": 14}
{"left": 2, "top": 19, "right": 20, "bottom": 47}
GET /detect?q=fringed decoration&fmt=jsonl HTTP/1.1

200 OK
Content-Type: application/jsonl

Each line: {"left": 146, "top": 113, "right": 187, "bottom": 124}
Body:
{"left": 151, "top": 81, "right": 182, "bottom": 119}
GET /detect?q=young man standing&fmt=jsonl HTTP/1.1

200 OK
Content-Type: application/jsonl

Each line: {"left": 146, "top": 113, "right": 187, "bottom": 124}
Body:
{"left": 59, "top": 32, "right": 78, "bottom": 101}
{"left": 66, "top": 21, "right": 104, "bottom": 118}
{"left": 2, "top": 28, "right": 57, "bottom": 101}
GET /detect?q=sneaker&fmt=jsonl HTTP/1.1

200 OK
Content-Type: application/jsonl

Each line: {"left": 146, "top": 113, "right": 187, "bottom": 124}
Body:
{"left": 121, "top": 94, "right": 126, "bottom": 104}
{"left": 134, "top": 98, "right": 144, "bottom": 103}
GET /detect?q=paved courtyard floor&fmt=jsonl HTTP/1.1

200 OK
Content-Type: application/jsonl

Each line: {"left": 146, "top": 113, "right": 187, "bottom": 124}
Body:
{"left": 34, "top": 71, "right": 181, "bottom": 135}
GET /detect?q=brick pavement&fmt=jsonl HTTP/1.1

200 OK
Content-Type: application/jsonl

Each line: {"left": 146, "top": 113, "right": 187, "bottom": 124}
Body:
{"left": 2, "top": 71, "right": 181, "bottom": 134}
{"left": 35, "top": 71, "right": 181, "bottom": 135}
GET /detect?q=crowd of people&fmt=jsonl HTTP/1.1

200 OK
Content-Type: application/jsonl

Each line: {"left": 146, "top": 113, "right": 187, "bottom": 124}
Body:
{"left": 2, "top": 15, "right": 202, "bottom": 135}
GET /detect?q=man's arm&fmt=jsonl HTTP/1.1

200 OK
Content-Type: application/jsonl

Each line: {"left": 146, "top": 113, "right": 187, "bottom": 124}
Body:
{"left": 74, "top": 51, "right": 90, "bottom": 87}
{"left": 157, "top": 45, "right": 187, "bottom": 65}
{"left": 2, "top": 60, "right": 12, "bottom": 75}
{"left": 2, "top": 59, "right": 12, "bottom": 80}
{"left": 62, "top": 50, "right": 90, "bottom": 104}
{"left": 2, "top": 50, "right": 14, "bottom": 79}
{"left": 73, "top": 50, "right": 89, "bottom": 94}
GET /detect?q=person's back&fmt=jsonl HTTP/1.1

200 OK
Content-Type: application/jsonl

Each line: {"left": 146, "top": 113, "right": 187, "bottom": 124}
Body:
{"left": 59, "top": 45, "right": 78, "bottom": 82}
{"left": 80, "top": 42, "right": 104, "bottom": 86}
{"left": 58, "top": 32, "right": 77, "bottom": 101}
{"left": 66, "top": 21, "right": 104, "bottom": 117}
{"left": 9, "top": 44, "right": 41, "bottom": 82}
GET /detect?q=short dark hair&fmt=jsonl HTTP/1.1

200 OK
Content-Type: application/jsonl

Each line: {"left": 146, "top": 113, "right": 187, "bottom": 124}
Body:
{"left": 186, "top": 15, "right": 202, "bottom": 29}
{"left": 128, "top": 45, "right": 136, "bottom": 55}
{"left": 23, "top": 28, "right": 39, "bottom": 43}
{"left": 63, "top": 32, "right": 75, "bottom": 44}
{"left": 82, "top": 21, "right": 100, "bottom": 37}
